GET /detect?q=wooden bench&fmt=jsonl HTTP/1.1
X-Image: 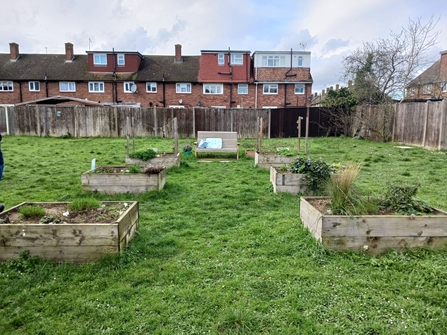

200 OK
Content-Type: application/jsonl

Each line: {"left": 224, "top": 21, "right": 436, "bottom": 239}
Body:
{"left": 194, "top": 131, "right": 240, "bottom": 159}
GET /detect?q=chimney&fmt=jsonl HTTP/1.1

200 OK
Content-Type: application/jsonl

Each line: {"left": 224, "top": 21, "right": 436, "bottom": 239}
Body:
{"left": 322, "top": 89, "right": 325, "bottom": 97}
{"left": 440, "top": 50, "right": 447, "bottom": 80}
{"left": 348, "top": 80, "right": 353, "bottom": 89}
{"left": 9, "top": 42, "right": 19, "bottom": 61}
{"left": 174, "top": 44, "right": 183, "bottom": 64}
{"left": 65, "top": 42, "right": 74, "bottom": 62}
{"left": 335, "top": 84, "right": 340, "bottom": 90}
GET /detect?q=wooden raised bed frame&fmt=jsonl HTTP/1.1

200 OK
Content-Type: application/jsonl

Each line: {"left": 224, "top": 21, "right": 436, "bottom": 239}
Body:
{"left": 300, "top": 196, "right": 447, "bottom": 254}
{"left": 255, "top": 151, "right": 295, "bottom": 169}
{"left": 125, "top": 152, "right": 180, "bottom": 168}
{"left": 82, "top": 166, "right": 166, "bottom": 194}
{"left": 0, "top": 201, "right": 139, "bottom": 263}
{"left": 270, "top": 166, "right": 310, "bottom": 194}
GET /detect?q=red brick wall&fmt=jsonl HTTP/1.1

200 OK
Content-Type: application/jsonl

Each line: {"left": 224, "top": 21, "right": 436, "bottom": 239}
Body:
{"left": 255, "top": 67, "right": 311, "bottom": 81}
{"left": 198, "top": 53, "right": 251, "bottom": 82}
{"left": 87, "top": 53, "right": 141, "bottom": 73}
{"left": 441, "top": 52, "right": 447, "bottom": 80}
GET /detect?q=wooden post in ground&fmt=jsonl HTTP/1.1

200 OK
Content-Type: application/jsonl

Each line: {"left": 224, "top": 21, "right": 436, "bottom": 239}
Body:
{"left": 126, "top": 116, "right": 130, "bottom": 157}
{"left": 305, "top": 106, "right": 309, "bottom": 155}
{"left": 132, "top": 115, "right": 135, "bottom": 151}
{"left": 297, "top": 117, "right": 303, "bottom": 152}
{"left": 173, "top": 117, "right": 179, "bottom": 154}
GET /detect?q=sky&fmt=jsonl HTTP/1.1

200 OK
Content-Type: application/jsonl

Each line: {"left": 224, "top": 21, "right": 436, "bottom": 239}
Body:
{"left": 1, "top": 0, "right": 447, "bottom": 94}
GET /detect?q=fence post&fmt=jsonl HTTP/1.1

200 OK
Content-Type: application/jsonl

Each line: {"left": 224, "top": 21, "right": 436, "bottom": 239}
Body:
{"left": 154, "top": 106, "right": 158, "bottom": 137}
{"left": 422, "top": 101, "right": 430, "bottom": 148}
{"left": 439, "top": 99, "right": 447, "bottom": 150}
{"left": 173, "top": 117, "right": 178, "bottom": 154}
{"left": 192, "top": 107, "right": 196, "bottom": 138}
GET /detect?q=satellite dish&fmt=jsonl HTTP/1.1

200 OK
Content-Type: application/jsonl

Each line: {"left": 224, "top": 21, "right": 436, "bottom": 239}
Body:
{"left": 130, "top": 84, "right": 137, "bottom": 93}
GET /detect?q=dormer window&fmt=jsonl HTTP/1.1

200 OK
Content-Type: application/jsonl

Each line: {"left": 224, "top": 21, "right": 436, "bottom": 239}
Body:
{"left": 117, "top": 54, "right": 125, "bottom": 66}
{"left": 231, "top": 54, "right": 243, "bottom": 65}
{"left": 94, "top": 54, "right": 107, "bottom": 66}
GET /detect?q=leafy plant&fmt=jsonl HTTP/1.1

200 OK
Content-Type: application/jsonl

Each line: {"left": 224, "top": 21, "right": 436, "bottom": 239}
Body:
{"left": 275, "top": 147, "right": 295, "bottom": 156}
{"left": 68, "top": 198, "right": 101, "bottom": 211}
{"left": 129, "top": 164, "right": 141, "bottom": 173}
{"left": 283, "top": 156, "right": 336, "bottom": 194}
{"left": 381, "top": 183, "right": 433, "bottom": 215}
{"left": 20, "top": 205, "right": 46, "bottom": 219}
{"left": 129, "top": 148, "right": 157, "bottom": 161}
{"left": 183, "top": 144, "right": 193, "bottom": 152}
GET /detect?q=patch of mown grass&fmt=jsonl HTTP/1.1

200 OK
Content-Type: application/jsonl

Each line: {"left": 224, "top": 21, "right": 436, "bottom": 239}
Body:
{"left": 1, "top": 136, "right": 447, "bottom": 334}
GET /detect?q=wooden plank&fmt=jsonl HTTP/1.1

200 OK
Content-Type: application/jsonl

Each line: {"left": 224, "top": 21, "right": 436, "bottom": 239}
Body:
{"left": 321, "top": 215, "right": 447, "bottom": 237}
{"left": 117, "top": 201, "right": 139, "bottom": 242}
{"left": 323, "top": 236, "right": 447, "bottom": 255}
{"left": 0, "top": 245, "right": 118, "bottom": 263}
{"left": 300, "top": 197, "right": 323, "bottom": 240}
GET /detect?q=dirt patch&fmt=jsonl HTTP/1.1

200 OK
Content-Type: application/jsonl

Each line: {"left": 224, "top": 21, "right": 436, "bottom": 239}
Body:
{"left": 0, "top": 202, "right": 130, "bottom": 225}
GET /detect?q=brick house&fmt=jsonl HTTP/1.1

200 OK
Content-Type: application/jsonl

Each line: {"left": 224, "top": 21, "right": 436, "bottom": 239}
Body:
{"left": 405, "top": 50, "right": 447, "bottom": 100}
{"left": 252, "top": 50, "right": 313, "bottom": 108}
{"left": 0, "top": 42, "right": 313, "bottom": 108}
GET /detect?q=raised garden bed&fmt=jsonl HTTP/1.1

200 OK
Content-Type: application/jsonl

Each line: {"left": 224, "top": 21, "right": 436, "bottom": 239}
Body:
{"left": 125, "top": 152, "right": 180, "bottom": 168}
{"left": 0, "top": 201, "right": 139, "bottom": 262}
{"left": 270, "top": 166, "right": 310, "bottom": 194}
{"left": 255, "top": 151, "right": 295, "bottom": 169}
{"left": 82, "top": 166, "right": 166, "bottom": 194}
{"left": 300, "top": 196, "right": 447, "bottom": 254}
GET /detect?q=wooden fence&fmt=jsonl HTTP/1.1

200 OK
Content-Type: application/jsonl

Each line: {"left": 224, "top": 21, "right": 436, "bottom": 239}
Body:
{"left": 393, "top": 100, "right": 447, "bottom": 150}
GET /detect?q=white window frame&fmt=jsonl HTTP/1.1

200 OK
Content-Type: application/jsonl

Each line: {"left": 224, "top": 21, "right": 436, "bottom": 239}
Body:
{"left": 442, "top": 82, "right": 447, "bottom": 93}
{"left": 297, "top": 56, "right": 303, "bottom": 67}
{"left": 423, "top": 84, "right": 432, "bottom": 94}
{"left": 0, "top": 81, "right": 13, "bottom": 91}
{"left": 262, "top": 55, "right": 286, "bottom": 67}
{"left": 294, "top": 84, "right": 305, "bottom": 94}
{"left": 238, "top": 84, "right": 248, "bottom": 94}
{"left": 262, "top": 106, "right": 278, "bottom": 109}
{"left": 59, "top": 82, "right": 76, "bottom": 92}
{"left": 409, "top": 87, "right": 415, "bottom": 96}
{"left": 263, "top": 84, "right": 278, "bottom": 94}
{"left": 124, "top": 82, "right": 136, "bottom": 93}
{"left": 117, "top": 54, "right": 125, "bottom": 66}
{"left": 93, "top": 54, "right": 107, "bottom": 66}
{"left": 203, "top": 84, "right": 223, "bottom": 94}
{"left": 88, "top": 81, "right": 104, "bottom": 93}
{"left": 169, "top": 105, "right": 185, "bottom": 108}
{"left": 29, "top": 81, "right": 40, "bottom": 92}
{"left": 218, "top": 53, "right": 225, "bottom": 65}
{"left": 146, "top": 82, "right": 157, "bottom": 93}
{"left": 231, "top": 54, "right": 243, "bottom": 65}
{"left": 176, "top": 83, "right": 192, "bottom": 93}
{"left": 211, "top": 106, "right": 226, "bottom": 109}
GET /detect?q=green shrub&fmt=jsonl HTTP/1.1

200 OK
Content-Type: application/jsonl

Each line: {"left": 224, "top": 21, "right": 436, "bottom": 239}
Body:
{"left": 129, "top": 148, "right": 157, "bottom": 161}
{"left": 129, "top": 164, "right": 141, "bottom": 173}
{"left": 381, "top": 183, "right": 433, "bottom": 215}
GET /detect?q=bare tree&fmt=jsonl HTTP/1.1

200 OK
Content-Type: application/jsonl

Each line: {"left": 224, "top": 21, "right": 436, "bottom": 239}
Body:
{"left": 343, "top": 16, "right": 440, "bottom": 100}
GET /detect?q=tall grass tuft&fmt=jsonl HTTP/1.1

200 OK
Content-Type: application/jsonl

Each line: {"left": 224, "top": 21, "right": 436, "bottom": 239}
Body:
{"left": 326, "top": 162, "right": 361, "bottom": 215}
{"left": 68, "top": 198, "right": 101, "bottom": 211}
{"left": 20, "top": 205, "right": 46, "bottom": 219}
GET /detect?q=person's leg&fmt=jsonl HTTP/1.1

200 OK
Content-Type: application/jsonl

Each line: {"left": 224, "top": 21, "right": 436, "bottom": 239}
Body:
{"left": 0, "top": 164, "right": 3, "bottom": 180}
{"left": 0, "top": 204, "right": 4, "bottom": 213}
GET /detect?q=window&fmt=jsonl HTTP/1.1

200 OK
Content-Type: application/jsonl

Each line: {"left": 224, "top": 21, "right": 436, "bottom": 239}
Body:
{"left": 294, "top": 84, "right": 304, "bottom": 94}
{"left": 211, "top": 106, "right": 226, "bottom": 109}
{"left": 93, "top": 54, "right": 107, "bottom": 65}
{"left": 423, "top": 84, "right": 432, "bottom": 94}
{"left": 59, "top": 82, "right": 76, "bottom": 92}
{"left": 231, "top": 54, "right": 243, "bottom": 65}
{"left": 409, "top": 87, "right": 415, "bottom": 96}
{"left": 238, "top": 84, "right": 248, "bottom": 94}
{"left": 262, "top": 55, "right": 285, "bottom": 67}
{"left": 117, "top": 54, "right": 125, "bottom": 66}
{"left": 218, "top": 53, "right": 225, "bottom": 65}
{"left": 262, "top": 106, "right": 278, "bottom": 109}
{"left": 176, "top": 83, "right": 191, "bottom": 93}
{"left": 263, "top": 84, "right": 278, "bottom": 94}
{"left": 297, "top": 56, "right": 303, "bottom": 67}
{"left": 146, "top": 82, "right": 157, "bottom": 93}
{"left": 29, "top": 81, "right": 40, "bottom": 92}
{"left": 442, "top": 82, "right": 447, "bottom": 93}
{"left": 169, "top": 105, "right": 185, "bottom": 108}
{"left": 0, "top": 81, "right": 13, "bottom": 91}
{"left": 124, "top": 82, "right": 136, "bottom": 93}
{"left": 203, "top": 84, "right": 223, "bottom": 94}
{"left": 88, "top": 82, "right": 104, "bottom": 93}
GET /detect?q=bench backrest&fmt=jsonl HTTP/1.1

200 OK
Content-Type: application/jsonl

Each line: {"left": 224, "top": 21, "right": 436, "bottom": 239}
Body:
{"left": 197, "top": 131, "right": 238, "bottom": 149}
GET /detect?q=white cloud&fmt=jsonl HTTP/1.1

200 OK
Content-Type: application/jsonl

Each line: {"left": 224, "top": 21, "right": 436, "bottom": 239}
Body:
{"left": 1, "top": 0, "right": 446, "bottom": 93}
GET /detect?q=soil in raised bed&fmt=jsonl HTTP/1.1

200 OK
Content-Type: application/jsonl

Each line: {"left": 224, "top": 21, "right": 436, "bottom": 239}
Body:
{"left": 0, "top": 202, "right": 130, "bottom": 225}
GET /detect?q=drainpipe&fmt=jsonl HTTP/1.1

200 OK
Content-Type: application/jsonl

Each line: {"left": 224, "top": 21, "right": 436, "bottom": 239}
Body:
{"left": 113, "top": 48, "right": 118, "bottom": 103}
{"left": 44, "top": 73, "right": 48, "bottom": 97}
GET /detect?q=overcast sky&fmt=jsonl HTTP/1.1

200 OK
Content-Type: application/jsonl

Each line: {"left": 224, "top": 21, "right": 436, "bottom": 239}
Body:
{"left": 1, "top": 0, "right": 447, "bottom": 94}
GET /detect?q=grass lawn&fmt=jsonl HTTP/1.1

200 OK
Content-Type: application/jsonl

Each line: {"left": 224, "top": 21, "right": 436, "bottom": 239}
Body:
{"left": 1, "top": 135, "right": 447, "bottom": 334}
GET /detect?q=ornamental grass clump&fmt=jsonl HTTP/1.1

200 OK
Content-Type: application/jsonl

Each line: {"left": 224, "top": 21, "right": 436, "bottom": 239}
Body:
{"left": 282, "top": 156, "right": 336, "bottom": 194}
{"left": 128, "top": 148, "right": 157, "bottom": 161}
